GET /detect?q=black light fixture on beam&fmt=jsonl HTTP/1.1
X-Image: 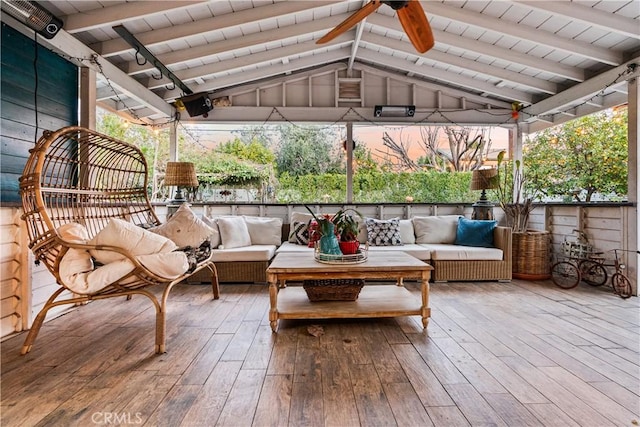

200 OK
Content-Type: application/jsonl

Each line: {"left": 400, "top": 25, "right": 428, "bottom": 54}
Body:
{"left": 112, "top": 24, "right": 193, "bottom": 96}
{"left": 1, "top": 0, "right": 63, "bottom": 39}
{"left": 112, "top": 25, "right": 215, "bottom": 118}
{"left": 374, "top": 105, "right": 415, "bottom": 117}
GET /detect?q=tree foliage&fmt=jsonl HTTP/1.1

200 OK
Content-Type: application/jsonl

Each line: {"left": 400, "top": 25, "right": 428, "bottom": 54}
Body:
{"left": 275, "top": 125, "right": 343, "bottom": 176}
{"left": 524, "top": 108, "right": 628, "bottom": 201}
{"left": 416, "top": 126, "right": 492, "bottom": 172}
{"left": 97, "top": 108, "right": 628, "bottom": 204}
{"left": 217, "top": 137, "right": 275, "bottom": 164}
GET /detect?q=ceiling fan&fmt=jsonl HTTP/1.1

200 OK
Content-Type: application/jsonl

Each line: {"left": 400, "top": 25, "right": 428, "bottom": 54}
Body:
{"left": 316, "top": 0, "right": 435, "bottom": 53}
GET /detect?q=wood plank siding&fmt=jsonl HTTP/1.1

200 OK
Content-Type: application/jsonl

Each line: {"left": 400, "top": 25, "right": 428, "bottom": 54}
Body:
{"left": 1, "top": 280, "right": 638, "bottom": 426}
{"left": 1, "top": 22, "right": 78, "bottom": 203}
{"left": 0, "top": 23, "right": 77, "bottom": 336}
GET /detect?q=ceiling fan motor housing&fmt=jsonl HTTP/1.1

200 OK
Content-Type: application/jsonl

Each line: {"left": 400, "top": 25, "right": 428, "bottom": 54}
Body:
{"left": 383, "top": 1, "right": 410, "bottom": 10}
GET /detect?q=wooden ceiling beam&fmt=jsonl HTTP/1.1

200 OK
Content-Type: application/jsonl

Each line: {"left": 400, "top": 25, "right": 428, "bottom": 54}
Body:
{"left": 367, "top": 13, "right": 585, "bottom": 82}
{"left": 514, "top": 0, "right": 640, "bottom": 39}
{"left": 424, "top": 1, "right": 623, "bottom": 65}
{"left": 62, "top": 1, "right": 206, "bottom": 33}
{"left": 92, "top": 1, "right": 341, "bottom": 57}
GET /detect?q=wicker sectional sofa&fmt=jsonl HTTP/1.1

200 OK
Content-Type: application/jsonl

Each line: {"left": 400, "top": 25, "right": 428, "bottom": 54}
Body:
{"left": 188, "top": 214, "right": 512, "bottom": 284}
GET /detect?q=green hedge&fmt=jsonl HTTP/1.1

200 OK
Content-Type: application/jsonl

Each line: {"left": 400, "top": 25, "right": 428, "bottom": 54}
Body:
{"left": 276, "top": 171, "right": 477, "bottom": 203}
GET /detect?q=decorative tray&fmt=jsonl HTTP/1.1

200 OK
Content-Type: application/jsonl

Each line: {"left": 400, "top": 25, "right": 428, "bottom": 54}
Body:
{"left": 313, "top": 244, "right": 368, "bottom": 264}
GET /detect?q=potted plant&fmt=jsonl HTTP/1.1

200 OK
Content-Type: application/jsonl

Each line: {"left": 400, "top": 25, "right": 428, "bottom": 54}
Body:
{"left": 494, "top": 150, "right": 535, "bottom": 232}
{"left": 304, "top": 206, "right": 342, "bottom": 255}
{"left": 494, "top": 150, "right": 550, "bottom": 280}
{"left": 304, "top": 206, "right": 362, "bottom": 255}
{"left": 331, "top": 209, "right": 362, "bottom": 255}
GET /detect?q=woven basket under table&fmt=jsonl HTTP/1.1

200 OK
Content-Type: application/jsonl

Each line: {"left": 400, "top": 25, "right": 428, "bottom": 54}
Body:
{"left": 302, "top": 279, "right": 365, "bottom": 301}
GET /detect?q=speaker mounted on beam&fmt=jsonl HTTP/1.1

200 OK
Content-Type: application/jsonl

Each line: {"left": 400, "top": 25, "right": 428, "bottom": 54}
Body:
{"left": 178, "top": 92, "right": 213, "bottom": 118}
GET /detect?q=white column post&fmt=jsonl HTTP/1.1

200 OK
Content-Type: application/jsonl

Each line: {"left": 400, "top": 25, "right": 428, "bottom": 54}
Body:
{"left": 627, "top": 75, "right": 638, "bottom": 294}
{"left": 79, "top": 67, "right": 96, "bottom": 130}
{"left": 169, "top": 119, "right": 178, "bottom": 161}
{"left": 346, "top": 122, "right": 354, "bottom": 203}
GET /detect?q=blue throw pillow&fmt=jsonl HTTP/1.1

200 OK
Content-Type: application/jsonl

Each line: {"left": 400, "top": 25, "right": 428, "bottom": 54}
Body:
{"left": 454, "top": 217, "right": 497, "bottom": 247}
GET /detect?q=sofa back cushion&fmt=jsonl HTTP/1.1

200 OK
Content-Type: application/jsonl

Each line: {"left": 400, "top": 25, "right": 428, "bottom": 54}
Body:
{"left": 399, "top": 219, "right": 415, "bottom": 244}
{"left": 413, "top": 215, "right": 461, "bottom": 244}
{"left": 244, "top": 216, "right": 283, "bottom": 246}
{"left": 217, "top": 216, "right": 252, "bottom": 249}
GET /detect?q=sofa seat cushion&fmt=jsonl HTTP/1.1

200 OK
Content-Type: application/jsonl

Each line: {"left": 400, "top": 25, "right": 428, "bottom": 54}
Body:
{"left": 276, "top": 242, "right": 314, "bottom": 253}
{"left": 212, "top": 245, "right": 276, "bottom": 262}
{"left": 366, "top": 244, "right": 431, "bottom": 261}
{"left": 422, "top": 244, "right": 503, "bottom": 261}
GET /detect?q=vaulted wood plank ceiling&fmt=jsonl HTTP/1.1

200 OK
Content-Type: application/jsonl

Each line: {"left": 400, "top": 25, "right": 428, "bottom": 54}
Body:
{"left": 11, "top": 0, "right": 640, "bottom": 133}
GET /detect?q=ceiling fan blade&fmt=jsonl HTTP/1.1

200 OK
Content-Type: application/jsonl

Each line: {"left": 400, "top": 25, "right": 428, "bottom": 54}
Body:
{"left": 397, "top": 1, "right": 434, "bottom": 53}
{"left": 317, "top": 0, "right": 382, "bottom": 44}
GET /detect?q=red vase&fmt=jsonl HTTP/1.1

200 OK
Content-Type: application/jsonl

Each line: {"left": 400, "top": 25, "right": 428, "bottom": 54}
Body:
{"left": 339, "top": 240, "right": 360, "bottom": 255}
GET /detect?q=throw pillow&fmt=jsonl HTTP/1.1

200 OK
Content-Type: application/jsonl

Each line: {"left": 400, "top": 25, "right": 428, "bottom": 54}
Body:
{"left": 58, "top": 222, "right": 90, "bottom": 243}
{"left": 201, "top": 216, "right": 221, "bottom": 248}
{"left": 454, "top": 217, "right": 497, "bottom": 248}
{"left": 89, "top": 218, "right": 177, "bottom": 265}
{"left": 217, "top": 216, "right": 252, "bottom": 249}
{"left": 399, "top": 219, "right": 415, "bottom": 244}
{"left": 151, "top": 203, "right": 214, "bottom": 248}
{"left": 357, "top": 221, "right": 367, "bottom": 243}
{"left": 288, "top": 221, "right": 310, "bottom": 245}
{"left": 58, "top": 223, "right": 95, "bottom": 292}
{"left": 413, "top": 215, "right": 461, "bottom": 244}
{"left": 365, "top": 217, "right": 403, "bottom": 246}
{"left": 243, "top": 216, "right": 283, "bottom": 246}
{"left": 291, "top": 211, "right": 314, "bottom": 226}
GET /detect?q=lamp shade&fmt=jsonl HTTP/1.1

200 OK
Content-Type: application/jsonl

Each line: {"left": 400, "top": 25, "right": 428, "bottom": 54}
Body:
{"left": 164, "top": 162, "right": 198, "bottom": 187}
{"left": 470, "top": 168, "right": 498, "bottom": 191}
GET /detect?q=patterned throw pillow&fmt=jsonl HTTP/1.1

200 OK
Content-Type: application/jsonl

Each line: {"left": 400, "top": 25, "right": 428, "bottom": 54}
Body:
{"left": 365, "top": 217, "right": 403, "bottom": 246}
{"left": 288, "top": 221, "right": 309, "bottom": 245}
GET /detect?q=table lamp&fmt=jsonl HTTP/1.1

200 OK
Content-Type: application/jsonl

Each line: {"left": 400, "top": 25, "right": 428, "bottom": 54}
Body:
{"left": 470, "top": 168, "right": 498, "bottom": 220}
{"left": 164, "top": 162, "right": 198, "bottom": 203}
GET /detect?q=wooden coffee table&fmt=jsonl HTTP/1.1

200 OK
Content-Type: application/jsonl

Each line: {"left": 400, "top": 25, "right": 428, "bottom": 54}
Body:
{"left": 266, "top": 251, "right": 433, "bottom": 332}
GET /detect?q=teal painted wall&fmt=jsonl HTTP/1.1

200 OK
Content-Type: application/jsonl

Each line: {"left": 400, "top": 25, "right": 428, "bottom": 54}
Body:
{"left": 1, "top": 23, "right": 78, "bottom": 203}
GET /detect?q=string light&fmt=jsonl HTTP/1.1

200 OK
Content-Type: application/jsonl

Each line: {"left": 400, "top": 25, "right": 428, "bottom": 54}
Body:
{"left": 519, "top": 63, "right": 636, "bottom": 123}
{"left": 52, "top": 44, "right": 634, "bottom": 136}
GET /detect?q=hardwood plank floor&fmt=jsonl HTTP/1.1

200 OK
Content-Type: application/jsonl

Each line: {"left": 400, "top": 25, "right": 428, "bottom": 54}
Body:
{"left": 1, "top": 279, "right": 638, "bottom": 426}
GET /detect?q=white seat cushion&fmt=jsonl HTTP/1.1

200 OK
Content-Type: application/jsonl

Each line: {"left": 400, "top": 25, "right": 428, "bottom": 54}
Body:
{"left": 276, "top": 241, "right": 314, "bottom": 253}
{"left": 421, "top": 244, "right": 503, "bottom": 261}
{"left": 212, "top": 245, "right": 276, "bottom": 262}
{"left": 367, "top": 244, "right": 431, "bottom": 261}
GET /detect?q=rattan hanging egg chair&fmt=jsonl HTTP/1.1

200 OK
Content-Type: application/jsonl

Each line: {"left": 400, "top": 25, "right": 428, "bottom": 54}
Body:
{"left": 19, "top": 126, "right": 219, "bottom": 355}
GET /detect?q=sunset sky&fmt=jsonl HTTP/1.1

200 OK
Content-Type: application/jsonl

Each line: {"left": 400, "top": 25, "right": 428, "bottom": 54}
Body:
{"left": 185, "top": 123, "right": 510, "bottom": 163}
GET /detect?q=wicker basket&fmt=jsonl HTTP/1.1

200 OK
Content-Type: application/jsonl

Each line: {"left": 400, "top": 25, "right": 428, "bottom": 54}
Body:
{"left": 302, "top": 279, "right": 365, "bottom": 301}
{"left": 512, "top": 230, "right": 551, "bottom": 280}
